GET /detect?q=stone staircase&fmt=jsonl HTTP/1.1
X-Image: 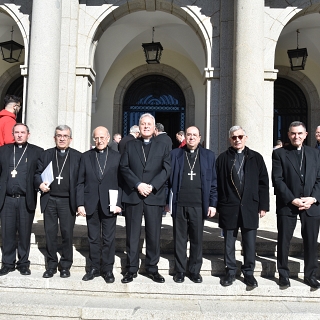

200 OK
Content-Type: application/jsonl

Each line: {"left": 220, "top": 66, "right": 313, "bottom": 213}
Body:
{"left": 0, "top": 215, "right": 319, "bottom": 319}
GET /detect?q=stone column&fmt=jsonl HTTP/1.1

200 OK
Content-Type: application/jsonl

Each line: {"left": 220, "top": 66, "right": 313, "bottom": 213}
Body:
{"left": 233, "top": 0, "right": 264, "bottom": 153}
{"left": 26, "top": 0, "right": 62, "bottom": 148}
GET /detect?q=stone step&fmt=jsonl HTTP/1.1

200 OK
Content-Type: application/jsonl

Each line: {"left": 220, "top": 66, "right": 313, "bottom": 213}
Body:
{"left": 0, "top": 289, "right": 319, "bottom": 320}
{"left": 13, "top": 246, "right": 320, "bottom": 278}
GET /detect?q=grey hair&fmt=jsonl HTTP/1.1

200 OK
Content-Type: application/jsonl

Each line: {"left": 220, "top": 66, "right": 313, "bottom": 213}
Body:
{"left": 55, "top": 125, "right": 72, "bottom": 138}
{"left": 155, "top": 123, "right": 164, "bottom": 132}
{"left": 91, "top": 127, "right": 110, "bottom": 138}
{"left": 229, "top": 126, "right": 246, "bottom": 138}
{"left": 289, "top": 121, "right": 306, "bottom": 131}
{"left": 139, "top": 113, "right": 155, "bottom": 125}
{"left": 12, "top": 123, "right": 29, "bottom": 133}
{"left": 129, "top": 125, "right": 140, "bottom": 133}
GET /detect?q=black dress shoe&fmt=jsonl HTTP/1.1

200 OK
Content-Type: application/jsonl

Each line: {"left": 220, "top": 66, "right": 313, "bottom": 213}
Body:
{"left": 220, "top": 273, "right": 236, "bottom": 287}
{"left": 82, "top": 268, "right": 100, "bottom": 281}
{"left": 279, "top": 276, "right": 291, "bottom": 288}
{"left": 0, "top": 266, "right": 15, "bottom": 276}
{"left": 121, "top": 271, "right": 137, "bottom": 283}
{"left": 147, "top": 271, "right": 165, "bottom": 283}
{"left": 18, "top": 266, "right": 31, "bottom": 276}
{"left": 304, "top": 276, "right": 320, "bottom": 289}
{"left": 43, "top": 269, "right": 57, "bottom": 278}
{"left": 244, "top": 274, "right": 258, "bottom": 287}
{"left": 102, "top": 271, "right": 115, "bottom": 283}
{"left": 190, "top": 273, "right": 202, "bottom": 283}
{"left": 60, "top": 269, "right": 70, "bottom": 278}
{"left": 173, "top": 272, "right": 185, "bottom": 283}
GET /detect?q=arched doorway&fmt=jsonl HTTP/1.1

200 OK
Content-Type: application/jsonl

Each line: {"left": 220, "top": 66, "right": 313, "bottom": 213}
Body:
{"left": 122, "top": 75, "right": 186, "bottom": 143}
{"left": 6, "top": 76, "right": 23, "bottom": 123}
{"left": 273, "top": 77, "right": 308, "bottom": 145}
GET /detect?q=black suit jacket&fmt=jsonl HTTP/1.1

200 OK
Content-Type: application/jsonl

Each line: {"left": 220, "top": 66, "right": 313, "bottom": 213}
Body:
{"left": 76, "top": 147, "right": 122, "bottom": 216}
{"left": 118, "top": 134, "right": 135, "bottom": 155}
{"left": 108, "top": 140, "right": 119, "bottom": 152}
{"left": 34, "top": 147, "right": 81, "bottom": 213}
{"left": 216, "top": 147, "right": 269, "bottom": 229}
{"left": 120, "top": 138, "right": 171, "bottom": 205}
{"left": 154, "top": 133, "right": 173, "bottom": 151}
{"left": 272, "top": 144, "right": 320, "bottom": 216}
{"left": 0, "top": 143, "right": 43, "bottom": 211}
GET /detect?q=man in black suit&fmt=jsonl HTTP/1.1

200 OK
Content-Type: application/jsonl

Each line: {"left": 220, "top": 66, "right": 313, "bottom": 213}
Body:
{"left": 77, "top": 126, "right": 122, "bottom": 283}
{"left": 34, "top": 125, "right": 81, "bottom": 278}
{"left": 108, "top": 133, "right": 121, "bottom": 152}
{"left": 272, "top": 121, "right": 320, "bottom": 289}
{"left": 118, "top": 125, "right": 140, "bottom": 155}
{"left": 167, "top": 126, "right": 217, "bottom": 284}
{"left": 120, "top": 113, "right": 171, "bottom": 283}
{"left": 154, "top": 123, "right": 172, "bottom": 151}
{"left": 0, "top": 123, "right": 43, "bottom": 276}
{"left": 216, "top": 126, "right": 269, "bottom": 288}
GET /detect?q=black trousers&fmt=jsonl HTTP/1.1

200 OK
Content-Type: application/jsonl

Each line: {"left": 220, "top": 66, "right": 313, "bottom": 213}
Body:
{"left": 173, "top": 206, "right": 204, "bottom": 274}
{"left": 0, "top": 195, "right": 34, "bottom": 268}
{"left": 86, "top": 204, "right": 116, "bottom": 273}
{"left": 277, "top": 212, "right": 320, "bottom": 278}
{"left": 44, "top": 196, "right": 76, "bottom": 270}
{"left": 223, "top": 227, "right": 257, "bottom": 276}
{"left": 125, "top": 202, "right": 162, "bottom": 274}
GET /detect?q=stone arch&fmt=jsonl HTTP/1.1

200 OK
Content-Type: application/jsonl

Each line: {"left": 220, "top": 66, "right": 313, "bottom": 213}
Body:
{"left": 275, "top": 65, "right": 320, "bottom": 145}
{"left": 0, "top": 64, "right": 23, "bottom": 105}
{"left": 113, "top": 64, "right": 195, "bottom": 134}
{"left": 83, "top": 0, "right": 211, "bottom": 68}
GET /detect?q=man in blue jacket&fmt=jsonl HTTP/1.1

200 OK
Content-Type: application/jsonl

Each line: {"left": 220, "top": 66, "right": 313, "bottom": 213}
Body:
{"left": 167, "top": 126, "right": 217, "bottom": 283}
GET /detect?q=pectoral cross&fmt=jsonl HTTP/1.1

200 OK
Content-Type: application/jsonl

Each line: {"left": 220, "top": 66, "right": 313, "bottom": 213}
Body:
{"left": 56, "top": 175, "right": 63, "bottom": 185}
{"left": 11, "top": 169, "right": 17, "bottom": 178}
{"left": 188, "top": 170, "right": 196, "bottom": 180}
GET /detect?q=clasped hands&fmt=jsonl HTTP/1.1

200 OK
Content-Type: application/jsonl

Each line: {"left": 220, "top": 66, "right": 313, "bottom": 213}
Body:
{"left": 76, "top": 205, "right": 121, "bottom": 217}
{"left": 292, "top": 197, "right": 315, "bottom": 210}
{"left": 137, "top": 183, "right": 153, "bottom": 197}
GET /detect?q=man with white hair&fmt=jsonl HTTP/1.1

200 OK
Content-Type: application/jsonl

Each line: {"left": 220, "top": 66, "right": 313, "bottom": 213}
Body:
{"left": 216, "top": 125, "right": 269, "bottom": 288}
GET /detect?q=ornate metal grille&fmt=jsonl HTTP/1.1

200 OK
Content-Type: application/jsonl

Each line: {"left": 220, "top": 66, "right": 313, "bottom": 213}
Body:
{"left": 122, "top": 75, "right": 185, "bottom": 136}
{"left": 274, "top": 77, "right": 308, "bottom": 145}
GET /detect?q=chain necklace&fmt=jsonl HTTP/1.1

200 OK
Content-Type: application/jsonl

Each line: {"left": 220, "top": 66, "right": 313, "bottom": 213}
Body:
{"left": 11, "top": 144, "right": 28, "bottom": 178}
{"left": 141, "top": 145, "right": 147, "bottom": 163}
{"left": 185, "top": 149, "right": 199, "bottom": 180}
{"left": 95, "top": 148, "right": 108, "bottom": 175}
{"left": 55, "top": 149, "right": 69, "bottom": 184}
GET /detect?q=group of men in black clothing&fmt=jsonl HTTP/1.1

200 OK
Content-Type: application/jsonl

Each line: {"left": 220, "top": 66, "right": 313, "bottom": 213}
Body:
{"left": 0, "top": 115, "right": 319, "bottom": 289}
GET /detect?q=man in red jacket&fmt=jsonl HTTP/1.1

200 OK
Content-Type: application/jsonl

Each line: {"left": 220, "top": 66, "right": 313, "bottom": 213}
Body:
{"left": 0, "top": 95, "right": 22, "bottom": 146}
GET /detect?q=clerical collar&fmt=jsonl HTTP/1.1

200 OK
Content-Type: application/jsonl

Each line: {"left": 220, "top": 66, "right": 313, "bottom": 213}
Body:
{"left": 56, "top": 147, "right": 69, "bottom": 153}
{"left": 297, "top": 146, "right": 302, "bottom": 151}
{"left": 95, "top": 147, "right": 107, "bottom": 153}
{"left": 15, "top": 142, "right": 27, "bottom": 149}
{"left": 186, "top": 146, "right": 199, "bottom": 153}
{"left": 232, "top": 147, "right": 244, "bottom": 153}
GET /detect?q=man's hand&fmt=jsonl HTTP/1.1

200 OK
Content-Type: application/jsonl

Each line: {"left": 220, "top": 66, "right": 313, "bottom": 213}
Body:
{"left": 299, "top": 197, "right": 315, "bottom": 210}
{"left": 291, "top": 198, "right": 305, "bottom": 208}
{"left": 39, "top": 182, "right": 50, "bottom": 193}
{"left": 137, "top": 183, "right": 152, "bottom": 197}
{"left": 259, "top": 210, "right": 266, "bottom": 218}
{"left": 207, "top": 207, "right": 216, "bottom": 218}
{"left": 113, "top": 206, "right": 122, "bottom": 215}
{"left": 77, "top": 206, "right": 86, "bottom": 217}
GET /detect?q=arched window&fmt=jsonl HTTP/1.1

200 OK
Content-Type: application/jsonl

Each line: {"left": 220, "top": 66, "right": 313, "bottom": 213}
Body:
{"left": 274, "top": 77, "right": 308, "bottom": 145}
{"left": 122, "top": 75, "right": 185, "bottom": 143}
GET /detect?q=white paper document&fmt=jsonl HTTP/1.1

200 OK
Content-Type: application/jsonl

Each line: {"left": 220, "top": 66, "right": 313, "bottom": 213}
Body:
{"left": 41, "top": 161, "right": 54, "bottom": 186}
{"left": 109, "top": 190, "right": 118, "bottom": 212}
{"left": 169, "top": 189, "right": 173, "bottom": 213}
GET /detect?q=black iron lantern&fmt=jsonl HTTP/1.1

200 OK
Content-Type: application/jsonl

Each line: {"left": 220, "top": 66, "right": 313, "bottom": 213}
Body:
{"left": 0, "top": 27, "right": 24, "bottom": 63}
{"left": 287, "top": 29, "right": 308, "bottom": 71}
{"left": 142, "top": 27, "right": 163, "bottom": 64}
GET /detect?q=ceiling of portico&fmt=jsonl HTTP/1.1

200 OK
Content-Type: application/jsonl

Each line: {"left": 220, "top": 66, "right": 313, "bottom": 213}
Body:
{"left": 276, "top": 12, "right": 320, "bottom": 69}
{"left": 93, "top": 10, "right": 205, "bottom": 93}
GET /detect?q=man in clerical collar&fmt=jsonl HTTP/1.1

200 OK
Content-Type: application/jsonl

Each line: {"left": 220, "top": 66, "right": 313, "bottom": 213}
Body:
{"left": 167, "top": 126, "right": 217, "bottom": 284}
{"left": 120, "top": 113, "right": 171, "bottom": 284}
{"left": 0, "top": 123, "right": 43, "bottom": 276}
{"left": 216, "top": 126, "right": 269, "bottom": 288}
{"left": 315, "top": 126, "right": 320, "bottom": 150}
{"left": 272, "top": 121, "right": 320, "bottom": 289}
{"left": 35, "top": 125, "right": 81, "bottom": 279}
{"left": 76, "top": 126, "right": 122, "bottom": 284}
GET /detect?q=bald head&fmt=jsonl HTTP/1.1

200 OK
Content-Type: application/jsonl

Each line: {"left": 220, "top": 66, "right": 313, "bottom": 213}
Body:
{"left": 92, "top": 126, "right": 110, "bottom": 150}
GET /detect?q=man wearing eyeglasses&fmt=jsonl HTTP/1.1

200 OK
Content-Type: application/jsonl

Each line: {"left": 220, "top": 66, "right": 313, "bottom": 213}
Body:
{"left": 34, "top": 125, "right": 81, "bottom": 279}
{"left": 0, "top": 95, "right": 22, "bottom": 146}
{"left": 273, "top": 121, "right": 320, "bottom": 289}
{"left": 216, "top": 126, "right": 269, "bottom": 288}
{"left": 76, "top": 126, "right": 122, "bottom": 283}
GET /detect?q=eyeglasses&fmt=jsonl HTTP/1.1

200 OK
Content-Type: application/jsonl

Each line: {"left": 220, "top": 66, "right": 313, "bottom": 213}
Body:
{"left": 231, "top": 135, "right": 244, "bottom": 141}
{"left": 56, "top": 134, "right": 70, "bottom": 139}
{"left": 93, "top": 137, "right": 107, "bottom": 142}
